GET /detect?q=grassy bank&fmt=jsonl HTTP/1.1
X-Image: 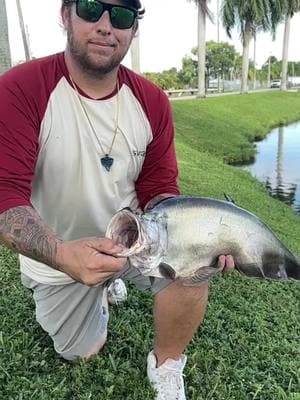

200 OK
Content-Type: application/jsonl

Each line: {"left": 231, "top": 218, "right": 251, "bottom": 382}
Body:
{"left": 172, "top": 91, "right": 300, "bottom": 163}
{"left": 1, "top": 92, "right": 300, "bottom": 400}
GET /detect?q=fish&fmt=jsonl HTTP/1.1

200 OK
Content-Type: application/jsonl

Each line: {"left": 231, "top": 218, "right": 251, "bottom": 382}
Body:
{"left": 105, "top": 196, "right": 300, "bottom": 285}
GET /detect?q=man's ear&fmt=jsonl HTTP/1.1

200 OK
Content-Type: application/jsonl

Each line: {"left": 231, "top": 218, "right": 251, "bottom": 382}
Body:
{"left": 132, "top": 20, "right": 139, "bottom": 36}
{"left": 61, "top": 5, "right": 71, "bottom": 29}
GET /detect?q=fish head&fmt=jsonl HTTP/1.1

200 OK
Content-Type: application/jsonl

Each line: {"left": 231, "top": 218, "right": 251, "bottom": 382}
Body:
{"left": 106, "top": 208, "right": 145, "bottom": 257}
{"left": 106, "top": 208, "right": 168, "bottom": 276}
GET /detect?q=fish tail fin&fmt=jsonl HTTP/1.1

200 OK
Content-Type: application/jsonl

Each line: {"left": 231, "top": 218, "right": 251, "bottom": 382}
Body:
{"left": 285, "top": 254, "right": 300, "bottom": 280}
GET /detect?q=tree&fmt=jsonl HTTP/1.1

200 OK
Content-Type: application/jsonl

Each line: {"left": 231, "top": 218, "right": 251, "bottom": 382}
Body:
{"left": 178, "top": 56, "right": 198, "bottom": 88}
{"left": 187, "top": 0, "right": 212, "bottom": 97}
{"left": 281, "top": 1, "right": 300, "bottom": 90}
{"left": 180, "top": 41, "right": 239, "bottom": 89}
{"left": 204, "top": 41, "right": 238, "bottom": 81}
{"left": 0, "top": 0, "right": 12, "bottom": 73}
{"left": 131, "top": 36, "right": 141, "bottom": 74}
{"left": 144, "top": 68, "right": 180, "bottom": 90}
{"left": 260, "top": 56, "right": 281, "bottom": 80}
{"left": 222, "top": 0, "right": 284, "bottom": 94}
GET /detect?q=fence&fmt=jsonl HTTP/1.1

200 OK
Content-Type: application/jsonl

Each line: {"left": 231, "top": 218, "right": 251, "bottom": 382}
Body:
{"left": 164, "top": 80, "right": 300, "bottom": 98}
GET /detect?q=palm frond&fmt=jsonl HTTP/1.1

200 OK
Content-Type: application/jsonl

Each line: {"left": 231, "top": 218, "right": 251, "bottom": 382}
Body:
{"left": 187, "top": 0, "right": 214, "bottom": 22}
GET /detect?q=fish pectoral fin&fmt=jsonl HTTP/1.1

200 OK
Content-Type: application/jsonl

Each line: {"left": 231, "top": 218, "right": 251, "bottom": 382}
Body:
{"left": 179, "top": 266, "right": 221, "bottom": 286}
{"left": 158, "top": 262, "right": 176, "bottom": 280}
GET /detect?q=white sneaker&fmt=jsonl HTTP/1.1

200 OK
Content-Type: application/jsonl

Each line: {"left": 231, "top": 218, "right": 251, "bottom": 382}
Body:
{"left": 147, "top": 350, "right": 187, "bottom": 400}
{"left": 107, "top": 279, "right": 127, "bottom": 305}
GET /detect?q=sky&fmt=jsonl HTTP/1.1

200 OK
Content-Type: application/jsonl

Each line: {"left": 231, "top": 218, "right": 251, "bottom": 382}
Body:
{"left": 5, "top": 0, "right": 300, "bottom": 73}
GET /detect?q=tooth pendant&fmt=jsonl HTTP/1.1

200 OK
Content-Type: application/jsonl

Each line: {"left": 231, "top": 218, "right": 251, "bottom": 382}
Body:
{"left": 101, "top": 155, "right": 114, "bottom": 171}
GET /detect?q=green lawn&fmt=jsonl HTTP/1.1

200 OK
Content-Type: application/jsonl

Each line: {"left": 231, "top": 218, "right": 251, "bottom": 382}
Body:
{"left": 1, "top": 92, "right": 300, "bottom": 399}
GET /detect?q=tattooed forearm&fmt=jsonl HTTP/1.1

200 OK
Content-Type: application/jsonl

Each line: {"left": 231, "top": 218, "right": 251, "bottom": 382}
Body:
{"left": 0, "top": 206, "right": 61, "bottom": 269}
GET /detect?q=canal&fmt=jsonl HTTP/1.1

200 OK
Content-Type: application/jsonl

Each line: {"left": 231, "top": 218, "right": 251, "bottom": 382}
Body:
{"left": 242, "top": 121, "right": 300, "bottom": 213}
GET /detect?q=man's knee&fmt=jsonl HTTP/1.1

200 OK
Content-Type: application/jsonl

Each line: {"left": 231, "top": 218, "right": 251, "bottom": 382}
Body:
{"left": 59, "top": 330, "right": 108, "bottom": 362}
{"left": 156, "top": 280, "right": 209, "bottom": 304}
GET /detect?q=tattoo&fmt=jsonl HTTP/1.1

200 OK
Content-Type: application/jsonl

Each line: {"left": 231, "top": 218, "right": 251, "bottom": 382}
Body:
{"left": 0, "top": 206, "right": 60, "bottom": 269}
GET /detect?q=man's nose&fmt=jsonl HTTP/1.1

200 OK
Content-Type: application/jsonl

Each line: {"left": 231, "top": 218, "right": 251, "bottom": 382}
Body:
{"left": 95, "top": 11, "right": 112, "bottom": 33}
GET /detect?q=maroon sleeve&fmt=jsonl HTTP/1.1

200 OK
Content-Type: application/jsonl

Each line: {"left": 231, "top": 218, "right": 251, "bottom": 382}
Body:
{"left": 119, "top": 67, "right": 180, "bottom": 210}
{"left": 135, "top": 90, "right": 179, "bottom": 209}
{"left": 0, "top": 54, "right": 65, "bottom": 214}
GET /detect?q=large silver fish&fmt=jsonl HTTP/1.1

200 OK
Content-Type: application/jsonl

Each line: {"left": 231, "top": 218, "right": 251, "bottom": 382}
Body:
{"left": 106, "top": 196, "right": 300, "bottom": 285}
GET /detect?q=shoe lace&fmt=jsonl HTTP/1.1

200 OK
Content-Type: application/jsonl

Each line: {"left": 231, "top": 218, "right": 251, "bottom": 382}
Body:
{"left": 157, "top": 367, "right": 185, "bottom": 400}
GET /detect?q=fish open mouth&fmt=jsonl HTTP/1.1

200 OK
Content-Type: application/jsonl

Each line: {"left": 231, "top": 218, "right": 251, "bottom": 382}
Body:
{"left": 106, "top": 209, "right": 145, "bottom": 257}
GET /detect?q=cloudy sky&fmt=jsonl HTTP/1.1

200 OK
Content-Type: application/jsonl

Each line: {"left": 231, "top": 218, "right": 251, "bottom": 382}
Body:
{"left": 6, "top": 0, "right": 300, "bottom": 72}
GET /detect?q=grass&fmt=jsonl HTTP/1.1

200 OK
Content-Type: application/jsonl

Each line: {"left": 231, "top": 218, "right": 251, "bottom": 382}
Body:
{"left": 1, "top": 91, "right": 300, "bottom": 399}
{"left": 172, "top": 91, "right": 300, "bottom": 164}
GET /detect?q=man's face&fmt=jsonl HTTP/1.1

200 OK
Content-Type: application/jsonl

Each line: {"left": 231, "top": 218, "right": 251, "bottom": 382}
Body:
{"left": 62, "top": 0, "right": 137, "bottom": 76}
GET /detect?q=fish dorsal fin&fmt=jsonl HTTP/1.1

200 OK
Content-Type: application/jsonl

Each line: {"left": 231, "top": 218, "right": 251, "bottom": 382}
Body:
{"left": 180, "top": 266, "right": 221, "bottom": 286}
{"left": 223, "top": 193, "right": 236, "bottom": 204}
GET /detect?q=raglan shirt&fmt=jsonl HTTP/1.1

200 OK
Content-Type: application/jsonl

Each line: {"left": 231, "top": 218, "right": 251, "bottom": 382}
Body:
{"left": 0, "top": 53, "right": 179, "bottom": 285}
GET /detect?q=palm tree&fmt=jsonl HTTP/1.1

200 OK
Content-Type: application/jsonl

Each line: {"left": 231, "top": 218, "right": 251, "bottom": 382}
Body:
{"left": 187, "top": 0, "right": 212, "bottom": 97}
{"left": 222, "top": 0, "right": 284, "bottom": 94}
{"left": 0, "top": 0, "right": 12, "bottom": 73}
{"left": 281, "top": 0, "right": 300, "bottom": 90}
{"left": 131, "top": 36, "right": 141, "bottom": 74}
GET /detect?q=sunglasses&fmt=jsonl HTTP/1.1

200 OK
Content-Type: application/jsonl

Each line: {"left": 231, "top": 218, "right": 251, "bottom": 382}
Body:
{"left": 66, "top": 0, "right": 138, "bottom": 29}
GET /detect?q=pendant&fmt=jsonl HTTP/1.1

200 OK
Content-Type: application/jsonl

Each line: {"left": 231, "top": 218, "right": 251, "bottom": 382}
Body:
{"left": 101, "top": 155, "right": 114, "bottom": 171}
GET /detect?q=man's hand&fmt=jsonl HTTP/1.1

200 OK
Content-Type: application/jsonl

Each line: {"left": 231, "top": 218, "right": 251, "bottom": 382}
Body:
{"left": 56, "top": 238, "right": 126, "bottom": 286}
{"left": 218, "top": 255, "right": 235, "bottom": 273}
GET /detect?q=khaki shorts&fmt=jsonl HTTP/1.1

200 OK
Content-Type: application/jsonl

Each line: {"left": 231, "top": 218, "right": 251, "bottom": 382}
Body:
{"left": 21, "top": 263, "right": 172, "bottom": 361}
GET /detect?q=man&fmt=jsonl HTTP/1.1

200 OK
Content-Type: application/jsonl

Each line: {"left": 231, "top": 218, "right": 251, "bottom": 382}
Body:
{"left": 0, "top": 0, "right": 234, "bottom": 398}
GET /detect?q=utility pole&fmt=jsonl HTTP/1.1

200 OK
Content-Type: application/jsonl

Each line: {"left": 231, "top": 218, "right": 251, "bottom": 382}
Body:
{"left": 268, "top": 54, "right": 271, "bottom": 87}
{"left": 217, "top": 0, "right": 220, "bottom": 43}
{"left": 16, "top": 0, "right": 31, "bottom": 61}
{"left": 292, "top": 62, "right": 295, "bottom": 81}
{"left": 217, "top": 0, "right": 221, "bottom": 92}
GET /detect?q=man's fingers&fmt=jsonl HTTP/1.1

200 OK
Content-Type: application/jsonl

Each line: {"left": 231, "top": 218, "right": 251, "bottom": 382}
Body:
{"left": 224, "top": 255, "right": 235, "bottom": 272}
{"left": 90, "top": 273, "right": 115, "bottom": 287}
{"left": 88, "top": 238, "right": 124, "bottom": 255}
{"left": 218, "top": 255, "right": 226, "bottom": 269}
{"left": 218, "top": 255, "right": 235, "bottom": 273}
{"left": 90, "top": 252, "right": 126, "bottom": 271}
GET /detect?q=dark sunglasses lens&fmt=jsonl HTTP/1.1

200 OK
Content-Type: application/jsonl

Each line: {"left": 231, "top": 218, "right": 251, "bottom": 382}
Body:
{"left": 110, "top": 7, "right": 135, "bottom": 29}
{"left": 77, "top": 0, "right": 103, "bottom": 22}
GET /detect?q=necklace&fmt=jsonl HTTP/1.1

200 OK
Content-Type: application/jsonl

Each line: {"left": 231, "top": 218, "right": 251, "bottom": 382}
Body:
{"left": 69, "top": 74, "right": 120, "bottom": 171}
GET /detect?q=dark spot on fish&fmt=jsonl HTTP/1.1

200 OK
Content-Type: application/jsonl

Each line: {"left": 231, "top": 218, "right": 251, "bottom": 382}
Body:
{"left": 284, "top": 254, "right": 300, "bottom": 280}
{"left": 236, "top": 263, "right": 264, "bottom": 278}
{"left": 261, "top": 251, "right": 287, "bottom": 279}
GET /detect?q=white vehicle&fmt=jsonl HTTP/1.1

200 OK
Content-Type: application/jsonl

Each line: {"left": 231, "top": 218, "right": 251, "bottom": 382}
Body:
{"left": 270, "top": 79, "right": 281, "bottom": 88}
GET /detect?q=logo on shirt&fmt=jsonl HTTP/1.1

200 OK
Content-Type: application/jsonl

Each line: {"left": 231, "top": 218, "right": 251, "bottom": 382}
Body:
{"left": 133, "top": 150, "right": 146, "bottom": 157}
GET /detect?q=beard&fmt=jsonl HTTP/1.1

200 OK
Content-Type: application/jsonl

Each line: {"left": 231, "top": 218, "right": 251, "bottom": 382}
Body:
{"left": 67, "top": 23, "right": 130, "bottom": 78}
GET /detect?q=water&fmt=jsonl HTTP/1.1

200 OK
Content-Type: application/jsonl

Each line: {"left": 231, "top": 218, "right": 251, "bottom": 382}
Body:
{"left": 242, "top": 121, "right": 300, "bottom": 213}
